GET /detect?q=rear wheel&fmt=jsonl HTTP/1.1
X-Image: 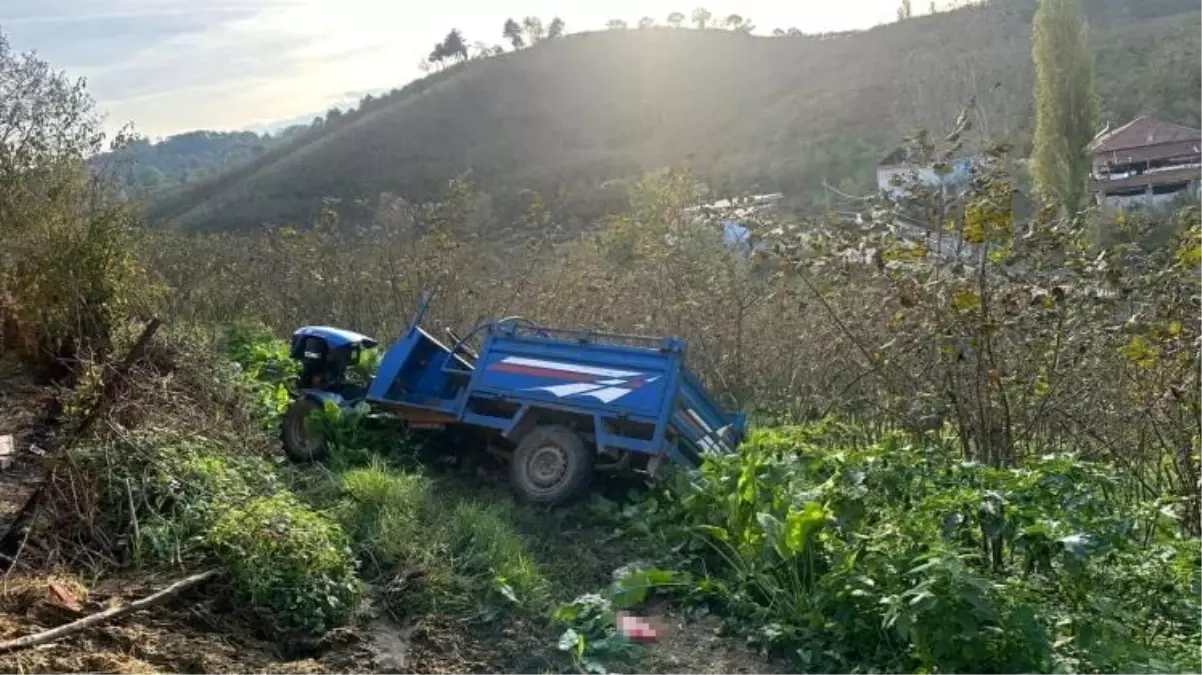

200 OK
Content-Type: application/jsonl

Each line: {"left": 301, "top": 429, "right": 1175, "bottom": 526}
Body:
{"left": 281, "top": 398, "right": 328, "bottom": 462}
{"left": 509, "top": 425, "right": 594, "bottom": 505}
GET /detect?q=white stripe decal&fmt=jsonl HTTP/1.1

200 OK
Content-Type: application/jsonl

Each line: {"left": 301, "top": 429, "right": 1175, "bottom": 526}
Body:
{"left": 534, "top": 383, "right": 605, "bottom": 397}
{"left": 687, "top": 409, "right": 714, "bottom": 434}
{"left": 576, "top": 386, "right": 634, "bottom": 403}
{"left": 501, "top": 356, "right": 642, "bottom": 379}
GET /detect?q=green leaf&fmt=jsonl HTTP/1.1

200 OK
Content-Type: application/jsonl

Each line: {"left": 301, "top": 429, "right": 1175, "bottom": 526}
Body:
{"left": 558, "top": 628, "right": 582, "bottom": 653}
{"left": 952, "top": 290, "right": 980, "bottom": 313}
{"left": 784, "top": 502, "right": 829, "bottom": 556}
{"left": 698, "top": 524, "right": 729, "bottom": 542}
{"left": 1059, "top": 533, "right": 1089, "bottom": 560}
{"left": 1120, "top": 335, "right": 1159, "bottom": 368}
{"left": 493, "top": 577, "right": 519, "bottom": 605}
{"left": 1177, "top": 242, "right": 1201, "bottom": 268}
{"left": 608, "top": 570, "right": 651, "bottom": 609}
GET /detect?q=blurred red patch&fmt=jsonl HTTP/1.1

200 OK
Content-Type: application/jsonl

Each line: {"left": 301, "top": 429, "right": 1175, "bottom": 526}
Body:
{"left": 616, "top": 611, "right": 660, "bottom": 643}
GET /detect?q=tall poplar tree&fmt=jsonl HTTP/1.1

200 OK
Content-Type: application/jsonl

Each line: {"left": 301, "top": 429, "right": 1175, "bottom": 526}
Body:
{"left": 1029, "top": 0, "right": 1098, "bottom": 212}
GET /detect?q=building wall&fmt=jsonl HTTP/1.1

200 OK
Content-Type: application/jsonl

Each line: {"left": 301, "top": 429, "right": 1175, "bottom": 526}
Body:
{"left": 1098, "top": 180, "right": 1201, "bottom": 211}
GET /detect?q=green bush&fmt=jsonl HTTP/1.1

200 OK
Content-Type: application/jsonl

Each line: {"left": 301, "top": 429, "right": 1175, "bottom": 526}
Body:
{"left": 0, "top": 37, "right": 156, "bottom": 368}
{"left": 209, "top": 492, "right": 363, "bottom": 636}
{"left": 135, "top": 439, "right": 280, "bottom": 563}
{"left": 220, "top": 319, "right": 294, "bottom": 383}
{"left": 627, "top": 424, "right": 1202, "bottom": 674}
{"left": 219, "top": 320, "right": 297, "bottom": 428}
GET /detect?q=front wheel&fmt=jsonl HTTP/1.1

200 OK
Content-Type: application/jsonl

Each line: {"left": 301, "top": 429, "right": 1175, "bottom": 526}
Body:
{"left": 509, "top": 425, "right": 594, "bottom": 505}
{"left": 281, "top": 398, "right": 328, "bottom": 462}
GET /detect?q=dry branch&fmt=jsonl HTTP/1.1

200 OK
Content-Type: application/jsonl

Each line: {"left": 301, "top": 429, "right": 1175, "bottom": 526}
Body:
{"left": 0, "top": 569, "right": 219, "bottom": 653}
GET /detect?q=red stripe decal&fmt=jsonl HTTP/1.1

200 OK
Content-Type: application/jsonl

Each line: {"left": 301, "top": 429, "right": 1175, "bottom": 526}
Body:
{"left": 488, "top": 362, "right": 596, "bottom": 381}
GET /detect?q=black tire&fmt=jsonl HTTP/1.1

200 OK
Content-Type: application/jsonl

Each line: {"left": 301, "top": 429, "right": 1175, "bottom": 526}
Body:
{"left": 509, "top": 425, "right": 594, "bottom": 505}
{"left": 281, "top": 398, "right": 328, "bottom": 463}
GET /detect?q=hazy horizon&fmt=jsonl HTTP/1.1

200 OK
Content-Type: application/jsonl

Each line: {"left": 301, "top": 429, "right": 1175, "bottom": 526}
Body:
{"left": 3, "top": 0, "right": 923, "bottom": 139}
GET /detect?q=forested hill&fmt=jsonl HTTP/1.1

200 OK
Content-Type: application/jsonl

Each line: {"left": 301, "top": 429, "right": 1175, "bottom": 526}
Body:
{"left": 95, "top": 130, "right": 299, "bottom": 199}
{"left": 146, "top": 0, "right": 1201, "bottom": 232}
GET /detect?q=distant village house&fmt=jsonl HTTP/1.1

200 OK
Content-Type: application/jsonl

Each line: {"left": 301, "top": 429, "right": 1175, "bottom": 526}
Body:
{"left": 684, "top": 193, "right": 782, "bottom": 255}
{"left": 875, "top": 150, "right": 976, "bottom": 200}
{"left": 1087, "top": 115, "right": 1201, "bottom": 211}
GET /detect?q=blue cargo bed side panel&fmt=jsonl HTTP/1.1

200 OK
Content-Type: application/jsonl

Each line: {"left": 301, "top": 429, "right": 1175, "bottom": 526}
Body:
{"left": 672, "top": 370, "right": 741, "bottom": 456}
{"left": 367, "top": 327, "right": 469, "bottom": 411}
{"left": 470, "top": 336, "right": 677, "bottom": 419}
{"left": 368, "top": 329, "right": 422, "bottom": 401}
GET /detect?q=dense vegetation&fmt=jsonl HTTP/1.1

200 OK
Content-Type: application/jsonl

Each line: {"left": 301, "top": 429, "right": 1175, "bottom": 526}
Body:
{"left": 93, "top": 130, "right": 302, "bottom": 199}
{"left": 586, "top": 424, "right": 1201, "bottom": 673}
{"left": 1, "top": 8, "right": 1200, "bottom": 674}
{"left": 143, "top": 0, "right": 1202, "bottom": 232}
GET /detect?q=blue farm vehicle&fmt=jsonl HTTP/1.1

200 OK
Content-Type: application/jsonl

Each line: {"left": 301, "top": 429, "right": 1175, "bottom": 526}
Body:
{"left": 281, "top": 295, "right": 746, "bottom": 504}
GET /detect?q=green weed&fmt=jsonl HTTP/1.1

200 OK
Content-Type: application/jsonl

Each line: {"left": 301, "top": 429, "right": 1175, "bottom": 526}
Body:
{"left": 444, "top": 500, "right": 550, "bottom": 611}
{"left": 552, "top": 565, "right": 685, "bottom": 674}
{"left": 616, "top": 424, "right": 1202, "bottom": 673}
{"left": 135, "top": 440, "right": 280, "bottom": 564}
{"left": 209, "top": 492, "right": 363, "bottom": 636}
{"left": 218, "top": 321, "right": 297, "bottom": 429}
{"left": 336, "top": 462, "right": 429, "bottom": 566}
{"left": 331, "top": 462, "right": 553, "bottom": 622}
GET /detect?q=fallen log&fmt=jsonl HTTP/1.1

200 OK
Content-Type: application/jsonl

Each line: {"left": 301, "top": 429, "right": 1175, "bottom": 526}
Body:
{"left": 0, "top": 569, "right": 218, "bottom": 653}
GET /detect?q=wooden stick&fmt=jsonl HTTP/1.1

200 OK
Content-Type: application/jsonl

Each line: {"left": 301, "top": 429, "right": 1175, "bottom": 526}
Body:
{"left": 0, "top": 569, "right": 218, "bottom": 653}
{"left": 71, "top": 317, "right": 164, "bottom": 442}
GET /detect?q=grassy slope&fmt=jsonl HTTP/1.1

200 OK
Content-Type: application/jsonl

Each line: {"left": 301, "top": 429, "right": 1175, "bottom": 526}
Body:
{"left": 150, "top": 0, "right": 1200, "bottom": 232}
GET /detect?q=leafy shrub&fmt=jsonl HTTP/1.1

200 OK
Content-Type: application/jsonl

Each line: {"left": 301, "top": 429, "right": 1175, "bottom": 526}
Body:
{"left": 219, "top": 320, "right": 297, "bottom": 428}
{"left": 308, "top": 399, "right": 383, "bottom": 466}
{"left": 135, "top": 439, "right": 280, "bottom": 563}
{"left": 0, "top": 37, "right": 155, "bottom": 368}
{"left": 627, "top": 424, "right": 1201, "bottom": 673}
{"left": 209, "top": 492, "right": 362, "bottom": 636}
{"left": 221, "top": 319, "right": 296, "bottom": 386}
{"left": 62, "top": 432, "right": 281, "bottom": 566}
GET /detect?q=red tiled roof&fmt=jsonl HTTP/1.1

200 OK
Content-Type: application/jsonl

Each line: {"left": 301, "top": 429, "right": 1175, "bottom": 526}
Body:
{"left": 1087, "top": 115, "right": 1201, "bottom": 154}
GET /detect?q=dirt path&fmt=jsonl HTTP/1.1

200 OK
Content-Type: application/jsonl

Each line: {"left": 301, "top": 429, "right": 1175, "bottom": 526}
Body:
{"left": 638, "top": 601, "right": 784, "bottom": 674}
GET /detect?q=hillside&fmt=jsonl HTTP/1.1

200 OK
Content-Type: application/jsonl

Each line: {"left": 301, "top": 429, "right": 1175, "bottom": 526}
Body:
{"left": 148, "top": 0, "right": 1201, "bottom": 231}
{"left": 93, "top": 127, "right": 326, "bottom": 198}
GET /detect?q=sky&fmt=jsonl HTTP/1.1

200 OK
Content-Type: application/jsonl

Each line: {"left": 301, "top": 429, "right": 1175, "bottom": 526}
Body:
{"left": 3, "top": 0, "right": 907, "bottom": 139}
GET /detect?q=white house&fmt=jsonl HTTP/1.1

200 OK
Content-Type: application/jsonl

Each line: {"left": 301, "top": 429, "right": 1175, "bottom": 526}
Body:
{"left": 876, "top": 148, "right": 976, "bottom": 200}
